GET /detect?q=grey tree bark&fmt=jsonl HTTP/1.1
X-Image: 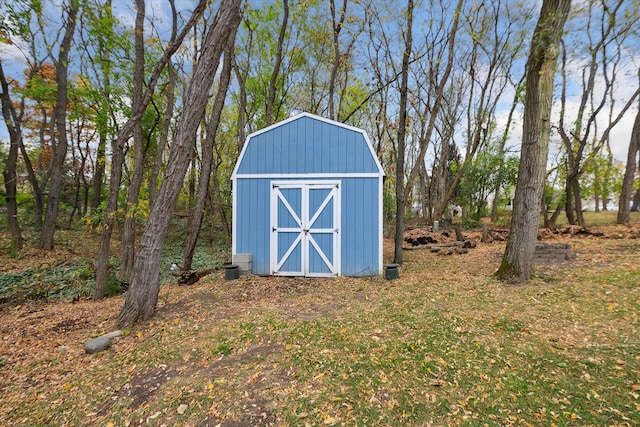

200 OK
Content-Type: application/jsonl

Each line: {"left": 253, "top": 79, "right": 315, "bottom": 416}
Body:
{"left": 149, "top": 0, "right": 178, "bottom": 208}
{"left": 0, "top": 63, "right": 24, "bottom": 251}
{"left": 496, "top": 0, "right": 571, "bottom": 283}
{"left": 90, "top": 0, "right": 113, "bottom": 212}
{"left": 40, "top": 0, "right": 80, "bottom": 250}
{"left": 617, "top": 97, "right": 640, "bottom": 224}
{"left": 403, "top": 0, "right": 464, "bottom": 222}
{"left": 119, "top": 0, "right": 148, "bottom": 283}
{"left": 328, "top": 0, "right": 348, "bottom": 121}
{"left": 265, "top": 0, "right": 289, "bottom": 127}
{"left": 392, "top": 0, "right": 413, "bottom": 265}
{"left": 93, "top": 0, "right": 209, "bottom": 299}
{"left": 115, "top": 0, "right": 242, "bottom": 328}
{"left": 182, "top": 30, "right": 236, "bottom": 272}
{"left": 148, "top": 62, "right": 175, "bottom": 207}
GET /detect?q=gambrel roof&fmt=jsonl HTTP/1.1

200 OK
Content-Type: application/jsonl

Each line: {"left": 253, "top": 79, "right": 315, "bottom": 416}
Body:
{"left": 231, "top": 112, "right": 384, "bottom": 178}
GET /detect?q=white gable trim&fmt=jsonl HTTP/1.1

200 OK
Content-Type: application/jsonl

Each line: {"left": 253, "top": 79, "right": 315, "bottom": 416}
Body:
{"left": 230, "top": 112, "right": 385, "bottom": 180}
{"left": 234, "top": 173, "right": 381, "bottom": 179}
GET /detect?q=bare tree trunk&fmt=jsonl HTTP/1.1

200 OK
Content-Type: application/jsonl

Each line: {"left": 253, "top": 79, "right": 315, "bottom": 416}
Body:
{"left": 491, "top": 73, "right": 526, "bottom": 221}
{"left": 617, "top": 98, "right": 640, "bottom": 224}
{"left": 148, "top": 2, "right": 178, "bottom": 207}
{"left": 496, "top": 0, "right": 571, "bottom": 283}
{"left": 91, "top": 0, "right": 113, "bottom": 212}
{"left": 544, "top": 200, "right": 564, "bottom": 228}
{"left": 632, "top": 187, "right": 640, "bottom": 212}
{"left": 149, "top": 64, "right": 176, "bottom": 207}
{"left": 392, "top": 0, "right": 413, "bottom": 265}
{"left": 67, "top": 129, "right": 86, "bottom": 227}
{"left": 182, "top": 32, "right": 235, "bottom": 272}
{"left": 565, "top": 174, "right": 576, "bottom": 224}
{"left": 211, "top": 157, "right": 231, "bottom": 240}
{"left": 115, "top": 0, "right": 242, "bottom": 329}
{"left": 19, "top": 138, "right": 44, "bottom": 230}
{"left": 0, "top": 63, "right": 23, "bottom": 251}
{"left": 328, "top": 0, "right": 348, "bottom": 121}
{"left": 234, "top": 55, "right": 248, "bottom": 152}
{"left": 557, "top": 1, "right": 636, "bottom": 226}
{"left": 93, "top": 0, "right": 209, "bottom": 299}
{"left": 92, "top": 129, "right": 107, "bottom": 211}
{"left": 40, "top": 0, "right": 80, "bottom": 250}
{"left": 404, "top": 0, "right": 464, "bottom": 219}
{"left": 119, "top": 0, "right": 148, "bottom": 283}
{"left": 265, "top": 0, "right": 288, "bottom": 127}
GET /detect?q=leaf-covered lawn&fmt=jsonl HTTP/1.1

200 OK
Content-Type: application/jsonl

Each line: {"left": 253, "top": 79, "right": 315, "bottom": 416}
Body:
{"left": 1, "top": 225, "right": 639, "bottom": 426}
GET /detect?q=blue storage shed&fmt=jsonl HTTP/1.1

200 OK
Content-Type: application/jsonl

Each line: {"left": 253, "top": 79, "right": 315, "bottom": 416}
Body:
{"left": 231, "top": 112, "right": 385, "bottom": 277}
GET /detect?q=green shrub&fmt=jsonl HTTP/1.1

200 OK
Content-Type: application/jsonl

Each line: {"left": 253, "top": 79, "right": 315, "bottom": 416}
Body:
{"left": 0, "top": 258, "right": 126, "bottom": 305}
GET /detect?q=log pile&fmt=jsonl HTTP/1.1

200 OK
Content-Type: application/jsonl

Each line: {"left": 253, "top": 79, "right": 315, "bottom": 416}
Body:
{"left": 481, "top": 225, "right": 605, "bottom": 243}
{"left": 404, "top": 227, "right": 478, "bottom": 255}
{"left": 538, "top": 226, "right": 604, "bottom": 239}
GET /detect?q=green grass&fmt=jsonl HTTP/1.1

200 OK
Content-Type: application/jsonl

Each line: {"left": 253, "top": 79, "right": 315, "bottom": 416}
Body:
{"left": 549, "top": 210, "right": 638, "bottom": 226}
{"left": 1, "top": 222, "right": 638, "bottom": 426}
{"left": 273, "top": 274, "right": 639, "bottom": 426}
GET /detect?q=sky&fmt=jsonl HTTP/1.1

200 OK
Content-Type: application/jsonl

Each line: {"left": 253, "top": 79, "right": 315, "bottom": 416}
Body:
{"left": 0, "top": 0, "right": 638, "bottom": 166}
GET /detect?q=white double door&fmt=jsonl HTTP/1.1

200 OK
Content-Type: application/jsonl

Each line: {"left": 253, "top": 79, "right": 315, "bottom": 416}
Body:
{"left": 270, "top": 181, "right": 340, "bottom": 277}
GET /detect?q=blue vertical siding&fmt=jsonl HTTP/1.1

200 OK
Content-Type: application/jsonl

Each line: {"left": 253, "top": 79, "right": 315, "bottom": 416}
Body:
{"left": 235, "top": 176, "right": 380, "bottom": 276}
{"left": 235, "top": 178, "right": 271, "bottom": 275}
{"left": 341, "top": 177, "right": 380, "bottom": 276}
{"left": 233, "top": 113, "right": 383, "bottom": 277}
{"left": 236, "top": 116, "right": 380, "bottom": 175}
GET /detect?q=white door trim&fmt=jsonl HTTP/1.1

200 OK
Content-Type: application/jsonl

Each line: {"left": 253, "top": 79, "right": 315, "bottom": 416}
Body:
{"left": 270, "top": 181, "right": 341, "bottom": 277}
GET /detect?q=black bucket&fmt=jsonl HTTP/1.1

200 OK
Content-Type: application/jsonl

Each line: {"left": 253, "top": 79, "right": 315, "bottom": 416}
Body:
{"left": 384, "top": 263, "right": 399, "bottom": 280}
{"left": 225, "top": 264, "right": 239, "bottom": 280}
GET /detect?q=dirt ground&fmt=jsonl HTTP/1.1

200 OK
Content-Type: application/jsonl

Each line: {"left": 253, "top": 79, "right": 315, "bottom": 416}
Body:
{"left": 0, "top": 223, "right": 639, "bottom": 425}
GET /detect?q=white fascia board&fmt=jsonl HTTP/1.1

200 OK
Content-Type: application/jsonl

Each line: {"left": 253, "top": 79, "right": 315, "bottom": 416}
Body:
{"left": 230, "top": 111, "right": 386, "bottom": 180}
{"left": 235, "top": 173, "right": 382, "bottom": 179}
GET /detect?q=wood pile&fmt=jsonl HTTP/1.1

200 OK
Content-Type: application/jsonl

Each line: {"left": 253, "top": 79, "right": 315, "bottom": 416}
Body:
{"left": 404, "top": 227, "right": 478, "bottom": 255}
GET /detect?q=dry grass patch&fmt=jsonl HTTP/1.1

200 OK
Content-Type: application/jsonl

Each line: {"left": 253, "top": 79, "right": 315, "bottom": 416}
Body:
{"left": 0, "top": 223, "right": 638, "bottom": 426}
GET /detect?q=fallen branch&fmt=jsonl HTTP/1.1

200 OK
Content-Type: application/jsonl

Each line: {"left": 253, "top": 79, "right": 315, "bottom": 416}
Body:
{"left": 178, "top": 268, "right": 218, "bottom": 286}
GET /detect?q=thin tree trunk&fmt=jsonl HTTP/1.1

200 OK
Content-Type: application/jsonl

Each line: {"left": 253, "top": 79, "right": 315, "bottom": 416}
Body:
{"left": 40, "top": 0, "right": 80, "bottom": 250}
{"left": 496, "top": 0, "right": 571, "bottom": 283}
{"left": 67, "top": 129, "right": 86, "bottom": 227}
{"left": 149, "top": 64, "right": 176, "bottom": 207}
{"left": 617, "top": 99, "right": 640, "bottom": 224}
{"left": 265, "top": 0, "right": 288, "bottom": 127}
{"left": 491, "top": 73, "right": 526, "bottom": 221}
{"left": 404, "top": 0, "right": 464, "bottom": 217}
{"left": 211, "top": 157, "right": 231, "bottom": 240}
{"left": 0, "top": 63, "right": 23, "bottom": 251}
{"left": 92, "top": 129, "right": 107, "bottom": 211}
{"left": 234, "top": 60, "right": 248, "bottom": 152}
{"left": 94, "top": 0, "right": 209, "bottom": 299}
{"left": 19, "top": 138, "right": 44, "bottom": 230}
{"left": 328, "top": 0, "right": 347, "bottom": 121}
{"left": 119, "top": 0, "right": 148, "bottom": 283}
{"left": 632, "top": 187, "right": 640, "bottom": 212}
{"left": 148, "top": 1, "right": 177, "bottom": 207}
{"left": 182, "top": 31, "right": 235, "bottom": 272}
{"left": 544, "top": 193, "right": 564, "bottom": 228}
{"left": 115, "top": 0, "right": 242, "bottom": 329}
{"left": 572, "top": 178, "right": 585, "bottom": 225}
{"left": 91, "top": 0, "right": 113, "bottom": 212}
{"left": 392, "top": 0, "right": 413, "bottom": 265}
